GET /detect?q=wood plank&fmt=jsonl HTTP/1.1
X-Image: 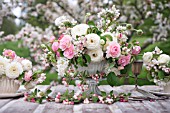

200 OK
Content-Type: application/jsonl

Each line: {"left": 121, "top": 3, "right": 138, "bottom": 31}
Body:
{"left": 42, "top": 102, "right": 73, "bottom": 113}
{"left": 108, "top": 104, "right": 122, "bottom": 113}
{"left": 143, "top": 101, "right": 169, "bottom": 113}
{"left": 0, "top": 99, "right": 12, "bottom": 108}
{"left": 73, "top": 104, "right": 82, "bottom": 113}
{"left": 82, "top": 103, "right": 111, "bottom": 113}
{"left": 0, "top": 98, "right": 39, "bottom": 113}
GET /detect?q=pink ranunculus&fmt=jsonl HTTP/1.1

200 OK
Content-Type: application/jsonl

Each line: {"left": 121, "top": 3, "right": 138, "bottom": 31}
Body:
{"left": 106, "top": 42, "right": 121, "bottom": 58}
{"left": 118, "top": 54, "right": 131, "bottom": 67}
{"left": 52, "top": 42, "right": 59, "bottom": 52}
{"left": 59, "top": 35, "right": 72, "bottom": 51}
{"left": 3, "top": 49, "right": 16, "bottom": 59}
{"left": 63, "top": 44, "right": 74, "bottom": 59}
{"left": 24, "top": 71, "right": 33, "bottom": 82}
{"left": 50, "top": 36, "right": 56, "bottom": 43}
{"left": 132, "top": 46, "right": 141, "bottom": 55}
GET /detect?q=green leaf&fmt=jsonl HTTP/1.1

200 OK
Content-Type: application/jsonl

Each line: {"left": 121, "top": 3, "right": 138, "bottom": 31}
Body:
{"left": 87, "top": 21, "right": 95, "bottom": 26}
{"left": 102, "top": 34, "right": 113, "bottom": 41}
{"left": 63, "top": 89, "right": 69, "bottom": 96}
{"left": 84, "top": 54, "right": 91, "bottom": 63}
{"left": 107, "top": 72, "right": 118, "bottom": 86}
{"left": 101, "top": 91, "right": 107, "bottom": 96}
{"left": 46, "top": 90, "right": 52, "bottom": 94}
{"left": 77, "top": 56, "right": 84, "bottom": 66}
{"left": 158, "top": 70, "right": 165, "bottom": 80}
{"left": 92, "top": 96, "right": 98, "bottom": 103}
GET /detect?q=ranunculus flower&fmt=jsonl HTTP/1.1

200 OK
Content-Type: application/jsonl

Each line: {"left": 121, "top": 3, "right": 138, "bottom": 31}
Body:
{"left": 106, "top": 42, "right": 121, "bottom": 58}
{"left": 71, "top": 24, "right": 89, "bottom": 38}
{"left": 24, "top": 70, "right": 33, "bottom": 82}
{"left": 59, "top": 35, "right": 72, "bottom": 51}
{"left": 5, "top": 62, "right": 23, "bottom": 79}
{"left": 52, "top": 42, "right": 59, "bottom": 52}
{"left": 87, "top": 48, "right": 104, "bottom": 62}
{"left": 85, "top": 33, "right": 100, "bottom": 50}
{"left": 3, "top": 49, "right": 16, "bottom": 59}
{"left": 118, "top": 54, "right": 131, "bottom": 67}
{"left": 132, "top": 46, "right": 141, "bottom": 55}
{"left": 158, "top": 54, "right": 170, "bottom": 65}
{"left": 63, "top": 44, "right": 75, "bottom": 59}
{"left": 143, "top": 52, "right": 153, "bottom": 64}
{"left": 21, "top": 59, "right": 32, "bottom": 71}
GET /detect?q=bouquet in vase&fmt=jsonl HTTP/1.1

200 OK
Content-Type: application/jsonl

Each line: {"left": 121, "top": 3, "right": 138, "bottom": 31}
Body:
{"left": 42, "top": 5, "right": 142, "bottom": 89}
{"left": 0, "top": 49, "right": 46, "bottom": 93}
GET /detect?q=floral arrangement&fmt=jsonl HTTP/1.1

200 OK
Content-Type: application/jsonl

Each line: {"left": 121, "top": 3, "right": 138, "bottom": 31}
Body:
{"left": 0, "top": 49, "right": 46, "bottom": 88}
{"left": 42, "top": 5, "right": 142, "bottom": 87}
{"left": 143, "top": 47, "right": 170, "bottom": 86}
{"left": 24, "top": 89, "right": 130, "bottom": 104}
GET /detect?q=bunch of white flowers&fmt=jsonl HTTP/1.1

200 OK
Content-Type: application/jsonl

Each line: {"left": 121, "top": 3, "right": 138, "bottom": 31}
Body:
{"left": 143, "top": 47, "right": 170, "bottom": 85}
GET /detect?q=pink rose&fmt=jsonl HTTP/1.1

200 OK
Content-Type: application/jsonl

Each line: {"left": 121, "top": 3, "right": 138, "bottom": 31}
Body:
{"left": 118, "top": 54, "right": 131, "bottom": 67}
{"left": 50, "top": 36, "right": 55, "bottom": 43}
{"left": 24, "top": 71, "right": 33, "bottom": 82}
{"left": 3, "top": 49, "right": 16, "bottom": 59}
{"left": 52, "top": 42, "right": 59, "bottom": 52}
{"left": 63, "top": 44, "right": 74, "bottom": 59}
{"left": 132, "top": 46, "right": 141, "bottom": 55}
{"left": 106, "top": 42, "right": 121, "bottom": 58}
{"left": 59, "top": 35, "right": 72, "bottom": 51}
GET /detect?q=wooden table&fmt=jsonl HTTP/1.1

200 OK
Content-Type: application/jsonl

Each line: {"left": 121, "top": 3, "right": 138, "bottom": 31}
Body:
{"left": 0, "top": 85, "right": 170, "bottom": 113}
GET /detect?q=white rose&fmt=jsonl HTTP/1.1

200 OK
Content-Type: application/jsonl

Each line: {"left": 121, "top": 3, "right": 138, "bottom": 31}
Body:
{"left": 5, "top": 62, "right": 23, "bottom": 79}
{"left": 21, "top": 59, "right": 32, "bottom": 71}
{"left": 143, "top": 52, "right": 153, "bottom": 64}
{"left": 158, "top": 54, "right": 170, "bottom": 65}
{"left": 87, "top": 48, "right": 104, "bottom": 62}
{"left": 71, "top": 24, "right": 89, "bottom": 38}
{"left": 0, "top": 56, "right": 9, "bottom": 76}
{"left": 85, "top": 33, "right": 100, "bottom": 50}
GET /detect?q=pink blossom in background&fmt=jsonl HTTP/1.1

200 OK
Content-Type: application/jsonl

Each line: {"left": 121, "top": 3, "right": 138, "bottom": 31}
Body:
{"left": 106, "top": 42, "right": 121, "bottom": 58}
{"left": 50, "top": 36, "right": 56, "bottom": 43}
{"left": 59, "top": 35, "right": 72, "bottom": 51}
{"left": 24, "top": 71, "right": 33, "bottom": 82}
{"left": 132, "top": 46, "right": 141, "bottom": 55}
{"left": 3, "top": 49, "right": 16, "bottom": 59}
{"left": 63, "top": 44, "right": 75, "bottom": 59}
{"left": 118, "top": 54, "right": 131, "bottom": 67}
{"left": 52, "top": 42, "right": 59, "bottom": 52}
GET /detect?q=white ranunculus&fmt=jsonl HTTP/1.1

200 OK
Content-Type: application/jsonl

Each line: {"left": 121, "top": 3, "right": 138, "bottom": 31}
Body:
{"left": 101, "top": 32, "right": 117, "bottom": 43}
{"left": 143, "top": 52, "right": 153, "bottom": 64}
{"left": 158, "top": 54, "right": 170, "bottom": 65}
{"left": 0, "top": 56, "right": 9, "bottom": 76}
{"left": 21, "top": 59, "right": 32, "bottom": 71}
{"left": 71, "top": 24, "right": 89, "bottom": 37}
{"left": 5, "top": 62, "right": 23, "bottom": 79}
{"left": 87, "top": 48, "right": 104, "bottom": 62}
{"left": 85, "top": 33, "right": 100, "bottom": 50}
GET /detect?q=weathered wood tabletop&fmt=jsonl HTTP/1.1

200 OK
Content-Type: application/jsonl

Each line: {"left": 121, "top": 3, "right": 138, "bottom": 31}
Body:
{"left": 0, "top": 85, "right": 170, "bottom": 113}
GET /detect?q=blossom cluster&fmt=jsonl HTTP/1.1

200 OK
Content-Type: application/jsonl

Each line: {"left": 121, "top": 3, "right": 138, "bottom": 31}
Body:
{"left": 143, "top": 47, "right": 170, "bottom": 86}
{"left": 24, "top": 89, "right": 130, "bottom": 105}
{"left": 0, "top": 49, "right": 46, "bottom": 88}
{"left": 0, "top": 23, "right": 54, "bottom": 71}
